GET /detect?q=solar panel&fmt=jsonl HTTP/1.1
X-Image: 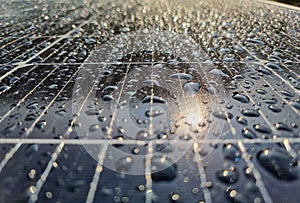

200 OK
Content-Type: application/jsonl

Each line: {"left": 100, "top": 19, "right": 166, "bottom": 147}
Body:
{"left": 0, "top": 0, "right": 299, "bottom": 203}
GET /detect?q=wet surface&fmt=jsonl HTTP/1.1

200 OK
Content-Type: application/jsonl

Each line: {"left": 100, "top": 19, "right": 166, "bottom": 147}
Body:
{"left": 0, "top": 0, "right": 299, "bottom": 203}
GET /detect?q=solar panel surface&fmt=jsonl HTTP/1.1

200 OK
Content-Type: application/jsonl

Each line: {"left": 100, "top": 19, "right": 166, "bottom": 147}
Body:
{"left": 0, "top": 0, "right": 299, "bottom": 203}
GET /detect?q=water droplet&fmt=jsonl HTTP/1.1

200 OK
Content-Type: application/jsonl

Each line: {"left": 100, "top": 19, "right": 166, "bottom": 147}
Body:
{"left": 115, "top": 156, "right": 133, "bottom": 173}
{"left": 257, "top": 148, "right": 298, "bottom": 181}
{"left": 268, "top": 105, "right": 281, "bottom": 113}
{"left": 26, "top": 144, "right": 39, "bottom": 156}
{"left": 9, "top": 76, "right": 20, "bottom": 84}
{"left": 223, "top": 144, "right": 241, "bottom": 162}
{"left": 1, "top": 124, "right": 16, "bottom": 135}
{"left": 213, "top": 111, "right": 233, "bottom": 120}
{"left": 262, "top": 98, "right": 277, "bottom": 104}
{"left": 256, "top": 89, "right": 267, "bottom": 95}
{"left": 103, "top": 95, "right": 114, "bottom": 101}
{"left": 143, "top": 79, "right": 159, "bottom": 86}
{"left": 253, "top": 124, "right": 271, "bottom": 134}
{"left": 233, "top": 45, "right": 244, "bottom": 53}
{"left": 266, "top": 63, "right": 281, "bottom": 70}
{"left": 98, "top": 116, "right": 107, "bottom": 122}
{"left": 280, "top": 90, "right": 294, "bottom": 97}
{"left": 0, "top": 85, "right": 10, "bottom": 93}
{"left": 236, "top": 116, "right": 248, "bottom": 126}
{"left": 183, "top": 82, "right": 200, "bottom": 95}
{"left": 151, "top": 156, "right": 177, "bottom": 182}
{"left": 89, "top": 124, "right": 100, "bottom": 132}
{"left": 232, "top": 93, "right": 250, "bottom": 103}
{"left": 226, "top": 188, "right": 252, "bottom": 203}
{"left": 257, "top": 67, "right": 271, "bottom": 75}
{"left": 48, "top": 84, "right": 58, "bottom": 89}
{"left": 247, "top": 38, "right": 265, "bottom": 45}
{"left": 216, "top": 166, "right": 238, "bottom": 184}
{"left": 26, "top": 102, "right": 39, "bottom": 109}
{"left": 241, "top": 109, "right": 260, "bottom": 117}
{"left": 207, "top": 86, "right": 219, "bottom": 94}
{"left": 25, "top": 113, "right": 36, "bottom": 121}
{"left": 242, "top": 128, "right": 257, "bottom": 139}
{"left": 219, "top": 48, "right": 231, "bottom": 54}
{"left": 290, "top": 101, "right": 300, "bottom": 110}
{"left": 35, "top": 120, "right": 46, "bottom": 129}
{"left": 274, "top": 122, "right": 293, "bottom": 132}
{"left": 28, "top": 169, "right": 36, "bottom": 179}
{"left": 170, "top": 193, "right": 181, "bottom": 202}
{"left": 45, "top": 191, "right": 53, "bottom": 199}
{"left": 86, "top": 38, "right": 96, "bottom": 44}
{"left": 68, "top": 179, "right": 86, "bottom": 193}
{"left": 169, "top": 73, "right": 192, "bottom": 80}
{"left": 208, "top": 68, "right": 229, "bottom": 77}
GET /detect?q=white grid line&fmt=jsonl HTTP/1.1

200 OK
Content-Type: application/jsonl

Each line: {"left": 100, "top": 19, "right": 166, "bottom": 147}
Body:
{"left": 0, "top": 142, "right": 22, "bottom": 173}
{"left": 1, "top": 137, "right": 300, "bottom": 145}
{"left": 194, "top": 143, "right": 212, "bottom": 203}
{"left": 85, "top": 143, "right": 108, "bottom": 203}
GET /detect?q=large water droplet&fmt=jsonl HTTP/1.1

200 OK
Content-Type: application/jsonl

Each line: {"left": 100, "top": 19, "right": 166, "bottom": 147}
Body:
{"left": 236, "top": 116, "right": 248, "bottom": 126}
{"left": 183, "top": 82, "right": 200, "bottom": 95}
{"left": 253, "top": 124, "right": 271, "bottom": 134}
{"left": 115, "top": 156, "right": 133, "bottom": 173}
{"left": 262, "top": 98, "right": 277, "bottom": 104}
{"left": 257, "top": 148, "right": 298, "bottom": 181}
{"left": 242, "top": 128, "right": 257, "bottom": 139}
{"left": 151, "top": 156, "right": 177, "bottom": 182}
{"left": 216, "top": 167, "right": 238, "bottom": 184}
{"left": 223, "top": 144, "right": 241, "bottom": 162}
{"left": 274, "top": 122, "right": 293, "bottom": 132}
{"left": 208, "top": 69, "right": 229, "bottom": 77}
{"left": 241, "top": 109, "right": 260, "bottom": 117}
{"left": 268, "top": 105, "right": 281, "bottom": 113}
{"left": 213, "top": 111, "right": 233, "bottom": 120}
{"left": 232, "top": 93, "right": 250, "bottom": 103}
{"left": 169, "top": 73, "right": 192, "bottom": 80}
